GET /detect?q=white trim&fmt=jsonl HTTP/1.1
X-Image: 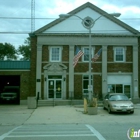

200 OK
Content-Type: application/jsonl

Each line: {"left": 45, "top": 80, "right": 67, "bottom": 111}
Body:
{"left": 49, "top": 46, "right": 63, "bottom": 62}
{"left": 47, "top": 79, "right": 62, "bottom": 99}
{"left": 82, "top": 46, "right": 94, "bottom": 62}
{"left": 113, "top": 46, "right": 126, "bottom": 62}
{"left": 82, "top": 74, "right": 93, "bottom": 95}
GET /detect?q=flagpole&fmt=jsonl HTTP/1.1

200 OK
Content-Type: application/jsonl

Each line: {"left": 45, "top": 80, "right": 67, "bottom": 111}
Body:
{"left": 59, "top": 13, "right": 121, "bottom": 102}
{"left": 88, "top": 28, "right": 92, "bottom": 101}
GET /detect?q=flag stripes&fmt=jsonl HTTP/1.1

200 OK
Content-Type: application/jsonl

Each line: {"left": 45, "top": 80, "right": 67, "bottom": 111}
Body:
{"left": 73, "top": 46, "right": 84, "bottom": 67}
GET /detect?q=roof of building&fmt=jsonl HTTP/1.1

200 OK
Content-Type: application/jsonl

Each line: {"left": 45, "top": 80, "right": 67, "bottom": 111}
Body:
{"left": 34, "top": 2, "right": 140, "bottom": 36}
{"left": 0, "top": 61, "right": 30, "bottom": 70}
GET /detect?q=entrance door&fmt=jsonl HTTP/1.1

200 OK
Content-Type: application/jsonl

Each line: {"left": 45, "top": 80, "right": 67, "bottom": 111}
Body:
{"left": 48, "top": 80, "right": 62, "bottom": 99}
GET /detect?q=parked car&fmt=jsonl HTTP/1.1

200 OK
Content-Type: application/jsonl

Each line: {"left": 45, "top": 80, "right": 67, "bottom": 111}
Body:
{"left": 0, "top": 86, "right": 19, "bottom": 102}
{"left": 103, "top": 93, "right": 134, "bottom": 114}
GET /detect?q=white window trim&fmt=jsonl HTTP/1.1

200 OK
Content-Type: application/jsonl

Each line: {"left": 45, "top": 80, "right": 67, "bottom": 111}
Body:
{"left": 82, "top": 47, "right": 94, "bottom": 62}
{"left": 82, "top": 75, "right": 93, "bottom": 95}
{"left": 49, "top": 46, "right": 63, "bottom": 62}
{"left": 113, "top": 47, "right": 126, "bottom": 62}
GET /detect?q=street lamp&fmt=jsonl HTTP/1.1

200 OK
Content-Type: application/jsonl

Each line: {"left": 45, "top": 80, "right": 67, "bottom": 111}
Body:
{"left": 59, "top": 12, "right": 121, "bottom": 102}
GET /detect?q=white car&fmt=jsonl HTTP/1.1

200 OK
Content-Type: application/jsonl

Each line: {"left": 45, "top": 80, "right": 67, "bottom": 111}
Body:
{"left": 103, "top": 93, "right": 134, "bottom": 114}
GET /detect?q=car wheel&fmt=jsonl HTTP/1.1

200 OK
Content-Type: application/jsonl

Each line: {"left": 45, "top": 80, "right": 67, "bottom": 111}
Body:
{"left": 130, "top": 111, "right": 134, "bottom": 114}
{"left": 108, "top": 106, "right": 112, "bottom": 114}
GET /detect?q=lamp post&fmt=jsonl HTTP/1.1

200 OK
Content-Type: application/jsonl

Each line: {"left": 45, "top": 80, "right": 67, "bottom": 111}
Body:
{"left": 59, "top": 13, "right": 121, "bottom": 102}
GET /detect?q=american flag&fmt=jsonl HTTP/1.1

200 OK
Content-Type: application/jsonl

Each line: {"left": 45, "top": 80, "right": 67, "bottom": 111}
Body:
{"left": 73, "top": 46, "right": 84, "bottom": 67}
{"left": 92, "top": 48, "right": 102, "bottom": 62}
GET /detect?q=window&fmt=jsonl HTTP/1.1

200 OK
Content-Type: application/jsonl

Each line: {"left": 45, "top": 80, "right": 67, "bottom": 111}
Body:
{"left": 108, "top": 84, "right": 123, "bottom": 93}
{"left": 124, "top": 85, "right": 131, "bottom": 98}
{"left": 82, "top": 47, "right": 93, "bottom": 62}
{"left": 82, "top": 75, "right": 93, "bottom": 96}
{"left": 108, "top": 84, "right": 131, "bottom": 97}
{"left": 114, "top": 47, "right": 125, "bottom": 62}
{"left": 50, "top": 47, "right": 62, "bottom": 62}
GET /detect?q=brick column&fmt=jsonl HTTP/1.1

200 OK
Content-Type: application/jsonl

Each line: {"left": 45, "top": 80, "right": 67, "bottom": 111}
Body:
{"left": 36, "top": 44, "right": 42, "bottom": 99}
{"left": 132, "top": 45, "right": 139, "bottom": 102}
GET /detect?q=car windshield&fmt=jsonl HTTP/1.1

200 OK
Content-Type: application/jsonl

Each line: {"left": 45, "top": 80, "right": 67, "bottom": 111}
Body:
{"left": 109, "top": 94, "right": 129, "bottom": 101}
{"left": 3, "top": 89, "right": 18, "bottom": 93}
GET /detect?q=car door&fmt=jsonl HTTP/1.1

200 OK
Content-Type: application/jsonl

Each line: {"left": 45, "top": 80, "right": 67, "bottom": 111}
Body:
{"left": 103, "top": 94, "right": 109, "bottom": 109}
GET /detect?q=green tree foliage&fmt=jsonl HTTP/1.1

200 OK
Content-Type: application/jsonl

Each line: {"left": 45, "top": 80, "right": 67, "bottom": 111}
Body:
{"left": 17, "top": 37, "right": 31, "bottom": 60}
{"left": 0, "top": 43, "right": 17, "bottom": 60}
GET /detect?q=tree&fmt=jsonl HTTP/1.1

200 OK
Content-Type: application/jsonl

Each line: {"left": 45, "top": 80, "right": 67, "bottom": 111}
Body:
{"left": 0, "top": 43, "right": 17, "bottom": 60}
{"left": 17, "top": 37, "right": 31, "bottom": 60}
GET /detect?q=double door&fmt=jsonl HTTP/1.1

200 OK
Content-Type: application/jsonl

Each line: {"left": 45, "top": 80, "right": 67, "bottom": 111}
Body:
{"left": 48, "top": 79, "right": 62, "bottom": 99}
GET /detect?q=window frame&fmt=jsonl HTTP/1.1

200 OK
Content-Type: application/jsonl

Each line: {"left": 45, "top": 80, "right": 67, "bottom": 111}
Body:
{"left": 82, "top": 47, "right": 94, "bottom": 62}
{"left": 114, "top": 47, "right": 126, "bottom": 62}
{"left": 82, "top": 75, "right": 93, "bottom": 95}
{"left": 49, "top": 46, "right": 62, "bottom": 62}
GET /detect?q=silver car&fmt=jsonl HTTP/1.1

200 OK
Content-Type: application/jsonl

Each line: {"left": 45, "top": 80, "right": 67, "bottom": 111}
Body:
{"left": 103, "top": 93, "right": 134, "bottom": 114}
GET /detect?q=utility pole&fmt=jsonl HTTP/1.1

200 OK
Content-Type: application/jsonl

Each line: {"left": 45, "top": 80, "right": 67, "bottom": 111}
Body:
{"left": 31, "top": 0, "right": 35, "bottom": 33}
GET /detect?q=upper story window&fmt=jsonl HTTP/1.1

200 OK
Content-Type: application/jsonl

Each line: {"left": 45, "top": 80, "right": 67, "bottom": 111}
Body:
{"left": 49, "top": 47, "right": 62, "bottom": 62}
{"left": 114, "top": 47, "right": 125, "bottom": 62}
{"left": 82, "top": 47, "right": 93, "bottom": 62}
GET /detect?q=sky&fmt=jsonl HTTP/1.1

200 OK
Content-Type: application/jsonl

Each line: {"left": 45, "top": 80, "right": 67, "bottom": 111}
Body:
{"left": 0, "top": 0, "right": 140, "bottom": 48}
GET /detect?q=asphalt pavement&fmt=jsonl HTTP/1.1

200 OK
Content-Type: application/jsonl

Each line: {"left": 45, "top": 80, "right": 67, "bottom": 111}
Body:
{"left": 0, "top": 104, "right": 140, "bottom": 125}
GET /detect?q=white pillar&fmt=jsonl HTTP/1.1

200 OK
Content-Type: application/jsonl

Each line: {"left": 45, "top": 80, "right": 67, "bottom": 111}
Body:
{"left": 132, "top": 45, "right": 139, "bottom": 102}
{"left": 36, "top": 44, "right": 42, "bottom": 99}
{"left": 69, "top": 45, "right": 74, "bottom": 98}
{"left": 102, "top": 46, "right": 107, "bottom": 98}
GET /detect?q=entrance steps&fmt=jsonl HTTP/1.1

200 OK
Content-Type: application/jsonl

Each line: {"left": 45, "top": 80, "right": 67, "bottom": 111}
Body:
{"left": 38, "top": 100, "right": 103, "bottom": 107}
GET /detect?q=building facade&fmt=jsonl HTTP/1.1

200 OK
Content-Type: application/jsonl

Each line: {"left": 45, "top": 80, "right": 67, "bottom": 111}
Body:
{"left": 29, "top": 2, "right": 140, "bottom": 102}
{"left": 0, "top": 2, "right": 140, "bottom": 104}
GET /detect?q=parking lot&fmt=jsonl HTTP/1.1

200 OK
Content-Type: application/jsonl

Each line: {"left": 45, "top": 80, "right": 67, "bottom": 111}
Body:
{"left": 0, "top": 104, "right": 140, "bottom": 125}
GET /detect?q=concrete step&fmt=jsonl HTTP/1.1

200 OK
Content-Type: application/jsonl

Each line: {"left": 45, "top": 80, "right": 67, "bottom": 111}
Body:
{"left": 38, "top": 100, "right": 55, "bottom": 107}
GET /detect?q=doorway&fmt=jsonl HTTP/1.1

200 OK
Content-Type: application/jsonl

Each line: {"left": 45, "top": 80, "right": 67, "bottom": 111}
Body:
{"left": 48, "top": 79, "right": 62, "bottom": 99}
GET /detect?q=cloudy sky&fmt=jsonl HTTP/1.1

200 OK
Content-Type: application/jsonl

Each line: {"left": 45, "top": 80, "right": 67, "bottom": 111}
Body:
{"left": 0, "top": 0, "right": 140, "bottom": 48}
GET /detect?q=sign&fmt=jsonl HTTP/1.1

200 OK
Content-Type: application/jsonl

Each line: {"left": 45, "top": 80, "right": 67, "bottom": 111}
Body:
{"left": 127, "top": 128, "right": 140, "bottom": 139}
{"left": 88, "top": 85, "right": 93, "bottom": 92}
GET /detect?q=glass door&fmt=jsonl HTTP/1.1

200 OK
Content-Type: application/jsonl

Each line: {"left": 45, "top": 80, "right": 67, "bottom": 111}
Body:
{"left": 48, "top": 80, "right": 54, "bottom": 98}
{"left": 48, "top": 79, "right": 62, "bottom": 99}
{"left": 56, "top": 80, "right": 62, "bottom": 98}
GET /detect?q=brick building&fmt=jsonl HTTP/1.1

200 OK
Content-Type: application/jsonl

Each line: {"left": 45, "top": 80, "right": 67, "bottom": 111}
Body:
{"left": 29, "top": 2, "right": 140, "bottom": 103}
{"left": 0, "top": 61, "right": 30, "bottom": 104}
{"left": 0, "top": 2, "right": 140, "bottom": 104}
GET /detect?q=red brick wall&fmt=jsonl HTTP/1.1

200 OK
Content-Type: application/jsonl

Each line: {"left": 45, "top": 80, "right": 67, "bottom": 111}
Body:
{"left": 126, "top": 46, "right": 133, "bottom": 61}
{"left": 42, "top": 45, "right": 49, "bottom": 61}
{"left": 30, "top": 36, "right": 37, "bottom": 96}
{"left": 108, "top": 63, "right": 132, "bottom": 72}
{"left": 62, "top": 46, "right": 69, "bottom": 61}
{"left": 74, "top": 75, "right": 82, "bottom": 99}
{"left": 93, "top": 75, "right": 102, "bottom": 99}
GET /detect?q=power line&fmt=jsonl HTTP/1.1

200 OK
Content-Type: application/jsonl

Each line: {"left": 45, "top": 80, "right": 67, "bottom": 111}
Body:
{"left": 0, "top": 17, "right": 56, "bottom": 20}
{"left": 0, "top": 17, "right": 139, "bottom": 20}
{"left": 0, "top": 30, "right": 140, "bottom": 34}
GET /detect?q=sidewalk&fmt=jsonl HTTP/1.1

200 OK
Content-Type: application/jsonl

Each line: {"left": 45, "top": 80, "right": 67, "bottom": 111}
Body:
{"left": 0, "top": 104, "right": 140, "bottom": 126}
